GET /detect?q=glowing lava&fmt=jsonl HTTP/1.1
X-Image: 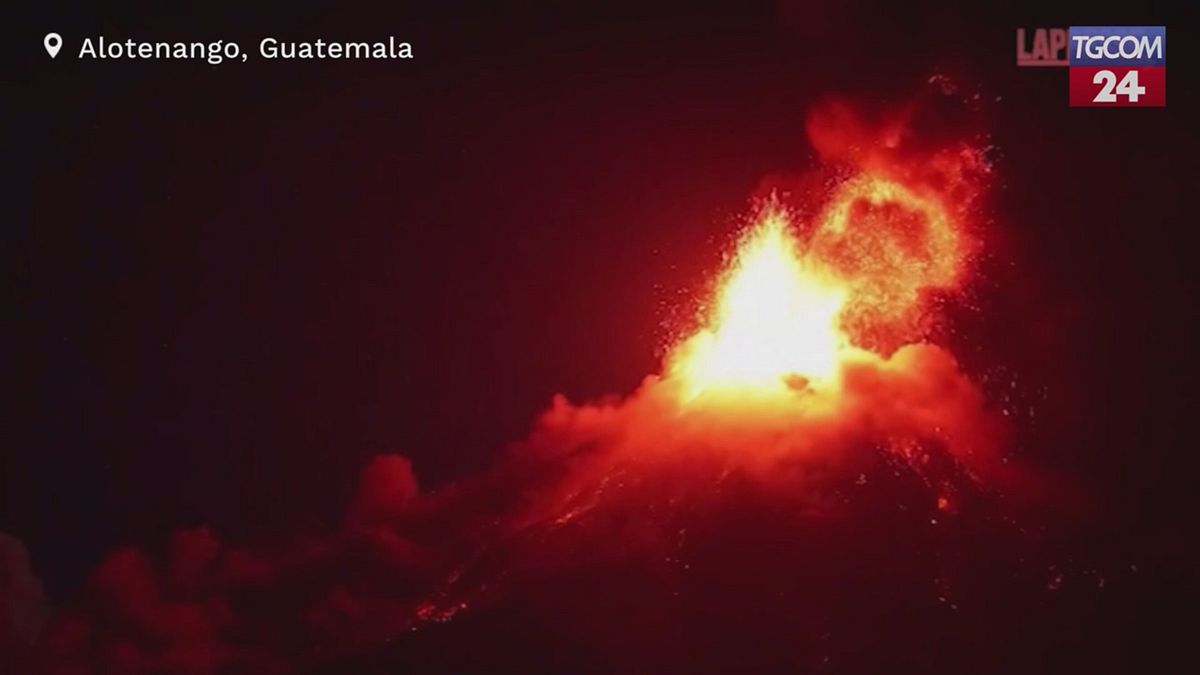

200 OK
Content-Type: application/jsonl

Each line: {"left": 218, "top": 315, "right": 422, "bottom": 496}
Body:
{"left": 670, "top": 207, "right": 848, "bottom": 399}
{"left": 669, "top": 173, "right": 971, "bottom": 401}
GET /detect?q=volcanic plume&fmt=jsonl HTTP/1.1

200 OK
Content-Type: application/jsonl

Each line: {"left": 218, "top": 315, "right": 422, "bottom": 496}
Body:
{"left": 36, "top": 89, "right": 1074, "bottom": 675}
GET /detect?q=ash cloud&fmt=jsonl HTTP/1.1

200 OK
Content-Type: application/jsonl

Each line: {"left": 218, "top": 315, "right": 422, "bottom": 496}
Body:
{"left": 1, "top": 533, "right": 51, "bottom": 670}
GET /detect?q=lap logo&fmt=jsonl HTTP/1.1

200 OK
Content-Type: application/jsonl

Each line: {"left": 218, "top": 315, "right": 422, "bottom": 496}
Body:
{"left": 1068, "top": 26, "right": 1166, "bottom": 106}
{"left": 1016, "top": 28, "right": 1069, "bottom": 66}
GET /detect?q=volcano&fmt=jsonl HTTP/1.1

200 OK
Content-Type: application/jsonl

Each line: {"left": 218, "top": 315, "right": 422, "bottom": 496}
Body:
{"left": 34, "top": 91, "right": 1127, "bottom": 675}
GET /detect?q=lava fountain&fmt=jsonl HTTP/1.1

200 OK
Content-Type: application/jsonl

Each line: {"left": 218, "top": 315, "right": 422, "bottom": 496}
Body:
{"left": 668, "top": 172, "right": 972, "bottom": 404}
{"left": 669, "top": 206, "right": 847, "bottom": 399}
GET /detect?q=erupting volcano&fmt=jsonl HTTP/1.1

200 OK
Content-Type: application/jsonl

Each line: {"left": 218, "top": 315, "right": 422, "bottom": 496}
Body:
{"left": 39, "top": 91, "right": 1064, "bottom": 675}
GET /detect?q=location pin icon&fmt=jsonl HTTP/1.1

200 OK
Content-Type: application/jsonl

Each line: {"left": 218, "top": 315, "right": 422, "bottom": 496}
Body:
{"left": 44, "top": 32, "right": 62, "bottom": 58}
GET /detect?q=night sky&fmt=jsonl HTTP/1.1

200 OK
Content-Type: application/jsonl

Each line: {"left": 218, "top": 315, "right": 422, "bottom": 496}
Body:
{"left": 10, "top": 2, "right": 1198, "bottom": 673}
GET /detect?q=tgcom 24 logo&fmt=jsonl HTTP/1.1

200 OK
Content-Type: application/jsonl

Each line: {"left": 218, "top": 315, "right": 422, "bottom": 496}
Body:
{"left": 1016, "top": 26, "right": 1166, "bottom": 107}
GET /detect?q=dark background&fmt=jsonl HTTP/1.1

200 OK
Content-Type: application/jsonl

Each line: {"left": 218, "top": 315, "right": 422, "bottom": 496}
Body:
{"left": 10, "top": 0, "right": 1196, "bottom": 640}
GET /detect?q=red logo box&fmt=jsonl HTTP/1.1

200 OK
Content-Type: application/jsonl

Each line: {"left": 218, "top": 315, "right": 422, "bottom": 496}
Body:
{"left": 1069, "top": 66, "right": 1165, "bottom": 107}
